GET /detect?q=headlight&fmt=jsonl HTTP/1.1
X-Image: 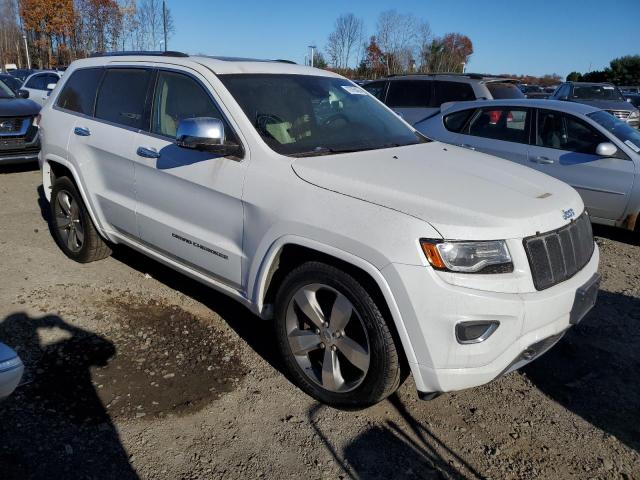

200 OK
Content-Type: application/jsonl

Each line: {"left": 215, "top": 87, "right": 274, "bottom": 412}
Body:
{"left": 420, "top": 239, "right": 513, "bottom": 273}
{"left": 629, "top": 110, "right": 639, "bottom": 119}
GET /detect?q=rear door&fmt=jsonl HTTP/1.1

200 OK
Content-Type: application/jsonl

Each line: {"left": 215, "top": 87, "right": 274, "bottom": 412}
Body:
{"left": 385, "top": 80, "right": 434, "bottom": 124}
{"left": 527, "top": 109, "right": 634, "bottom": 220}
{"left": 132, "top": 66, "right": 246, "bottom": 288}
{"left": 66, "top": 67, "right": 153, "bottom": 236}
{"left": 455, "top": 106, "right": 532, "bottom": 165}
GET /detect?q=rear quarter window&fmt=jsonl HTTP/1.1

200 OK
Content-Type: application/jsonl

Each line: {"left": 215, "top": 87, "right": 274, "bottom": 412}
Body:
{"left": 443, "top": 109, "right": 475, "bottom": 132}
{"left": 56, "top": 68, "right": 104, "bottom": 116}
{"left": 434, "top": 81, "right": 475, "bottom": 105}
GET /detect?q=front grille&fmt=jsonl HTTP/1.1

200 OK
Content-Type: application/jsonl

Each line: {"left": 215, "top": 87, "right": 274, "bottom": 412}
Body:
{"left": 523, "top": 213, "right": 594, "bottom": 290}
{"left": 0, "top": 117, "right": 30, "bottom": 136}
{"left": 607, "top": 110, "right": 631, "bottom": 120}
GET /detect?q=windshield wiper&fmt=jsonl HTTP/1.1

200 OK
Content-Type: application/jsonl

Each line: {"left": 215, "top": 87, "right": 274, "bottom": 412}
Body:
{"left": 291, "top": 143, "right": 409, "bottom": 157}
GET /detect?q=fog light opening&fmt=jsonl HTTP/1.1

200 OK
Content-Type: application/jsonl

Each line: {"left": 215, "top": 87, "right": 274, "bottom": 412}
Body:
{"left": 455, "top": 321, "right": 500, "bottom": 344}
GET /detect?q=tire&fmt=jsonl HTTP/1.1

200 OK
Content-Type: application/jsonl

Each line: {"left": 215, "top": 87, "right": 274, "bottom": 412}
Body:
{"left": 274, "top": 261, "right": 403, "bottom": 408}
{"left": 49, "top": 176, "right": 111, "bottom": 263}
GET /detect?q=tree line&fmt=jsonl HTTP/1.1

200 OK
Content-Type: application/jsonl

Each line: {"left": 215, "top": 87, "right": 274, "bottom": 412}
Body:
{"left": 319, "top": 11, "right": 474, "bottom": 79}
{"left": 567, "top": 56, "right": 640, "bottom": 86}
{"left": 0, "top": 0, "right": 174, "bottom": 70}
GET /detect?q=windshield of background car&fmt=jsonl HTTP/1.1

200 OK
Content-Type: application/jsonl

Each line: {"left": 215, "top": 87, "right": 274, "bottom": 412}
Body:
{"left": 0, "top": 80, "right": 16, "bottom": 99}
{"left": 588, "top": 110, "right": 640, "bottom": 153}
{"left": 219, "top": 74, "right": 427, "bottom": 156}
{"left": 573, "top": 85, "right": 624, "bottom": 101}
{"left": 486, "top": 82, "right": 525, "bottom": 99}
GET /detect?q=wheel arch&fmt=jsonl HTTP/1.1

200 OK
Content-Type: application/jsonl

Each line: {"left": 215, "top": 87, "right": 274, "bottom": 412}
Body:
{"left": 252, "top": 236, "right": 419, "bottom": 366}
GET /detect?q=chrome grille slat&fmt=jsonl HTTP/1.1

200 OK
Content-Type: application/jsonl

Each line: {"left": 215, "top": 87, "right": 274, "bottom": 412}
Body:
{"left": 523, "top": 213, "right": 594, "bottom": 290}
{"left": 607, "top": 110, "right": 631, "bottom": 120}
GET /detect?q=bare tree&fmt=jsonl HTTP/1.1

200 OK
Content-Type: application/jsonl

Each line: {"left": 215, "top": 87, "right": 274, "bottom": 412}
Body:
{"left": 0, "top": 0, "right": 23, "bottom": 68}
{"left": 325, "top": 13, "right": 363, "bottom": 69}
{"left": 376, "top": 10, "right": 420, "bottom": 75}
{"left": 136, "top": 0, "right": 173, "bottom": 50}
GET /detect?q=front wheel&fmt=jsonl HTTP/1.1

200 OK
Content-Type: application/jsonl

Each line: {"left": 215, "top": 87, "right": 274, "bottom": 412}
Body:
{"left": 274, "top": 262, "right": 403, "bottom": 408}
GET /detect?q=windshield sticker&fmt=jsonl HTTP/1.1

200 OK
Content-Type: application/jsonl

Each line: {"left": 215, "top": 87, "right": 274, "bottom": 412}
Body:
{"left": 624, "top": 140, "right": 640, "bottom": 152}
{"left": 342, "top": 85, "right": 367, "bottom": 95}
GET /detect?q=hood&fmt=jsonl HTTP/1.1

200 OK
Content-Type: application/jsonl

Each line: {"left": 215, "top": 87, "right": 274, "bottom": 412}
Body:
{"left": 292, "top": 142, "right": 584, "bottom": 240}
{"left": 571, "top": 98, "right": 638, "bottom": 112}
{"left": 0, "top": 98, "right": 41, "bottom": 117}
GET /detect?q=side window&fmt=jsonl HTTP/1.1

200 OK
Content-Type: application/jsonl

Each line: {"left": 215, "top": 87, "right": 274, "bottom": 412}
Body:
{"left": 151, "top": 71, "right": 229, "bottom": 138}
{"left": 43, "top": 74, "right": 59, "bottom": 88}
{"left": 467, "top": 108, "right": 529, "bottom": 143}
{"left": 443, "top": 109, "right": 475, "bottom": 132}
{"left": 25, "top": 74, "right": 45, "bottom": 89}
{"left": 537, "top": 110, "right": 607, "bottom": 154}
{"left": 95, "top": 68, "right": 152, "bottom": 129}
{"left": 556, "top": 84, "right": 570, "bottom": 98}
{"left": 386, "top": 80, "right": 431, "bottom": 108}
{"left": 433, "top": 81, "right": 475, "bottom": 105}
{"left": 56, "top": 68, "right": 104, "bottom": 115}
{"left": 362, "top": 81, "right": 386, "bottom": 100}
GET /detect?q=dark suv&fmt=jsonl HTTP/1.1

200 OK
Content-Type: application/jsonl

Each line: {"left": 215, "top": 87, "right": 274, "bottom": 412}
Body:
{"left": 550, "top": 81, "right": 639, "bottom": 128}
{"left": 0, "top": 79, "right": 40, "bottom": 165}
{"left": 363, "top": 74, "right": 525, "bottom": 125}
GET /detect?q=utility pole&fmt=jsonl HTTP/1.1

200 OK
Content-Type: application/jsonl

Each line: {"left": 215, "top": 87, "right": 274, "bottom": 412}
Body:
{"left": 162, "top": 0, "right": 168, "bottom": 52}
{"left": 23, "top": 34, "right": 30, "bottom": 69}
{"left": 308, "top": 45, "right": 316, "bottom": 68}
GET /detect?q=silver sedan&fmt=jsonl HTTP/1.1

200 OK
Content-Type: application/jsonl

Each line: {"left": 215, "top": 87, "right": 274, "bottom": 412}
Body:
{"left": 417, "top": 99, "right": 640, "bottom": 234}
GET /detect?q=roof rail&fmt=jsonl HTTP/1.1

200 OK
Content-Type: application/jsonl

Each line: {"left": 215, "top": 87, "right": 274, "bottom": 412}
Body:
{"left": 385, "top": 72, "right": 505, "bottom": 80}
{"left": 273, "top": 59, "right": 297, "bottom": 64}
{"left": 89, "top": 50, "right": 189, "bottom": 58}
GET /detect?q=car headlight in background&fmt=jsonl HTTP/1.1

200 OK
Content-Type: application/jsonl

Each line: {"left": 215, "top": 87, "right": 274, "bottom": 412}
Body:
{"left": 420, "top": 239, "right": 513, "bottom": 273}
{"left": 629, "top": 110, "right": 639, "bottom": 119}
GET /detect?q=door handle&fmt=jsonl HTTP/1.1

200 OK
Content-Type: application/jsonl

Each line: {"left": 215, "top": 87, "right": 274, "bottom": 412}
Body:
{"left": 530, "top": 156, "right": 554, "bottom": 164}
{"left": 137, "top": 146, "right": 160, "bottom": 159}
{"left": 460, "top": 143, "right": 476, "bottom": 151}
{"left": 73, "top": 126, "right": 90, "bottom": 137}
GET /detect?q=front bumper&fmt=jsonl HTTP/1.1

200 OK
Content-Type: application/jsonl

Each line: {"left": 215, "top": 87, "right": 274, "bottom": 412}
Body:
{"left": 382, "top": 244, "right": 600, "bottom": 394}
{"left": 0, "top": 128, "right": 40, "bottom": 165}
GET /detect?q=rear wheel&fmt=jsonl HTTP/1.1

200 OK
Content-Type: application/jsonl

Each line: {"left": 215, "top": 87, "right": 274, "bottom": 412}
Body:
{"left": 49, "top": 176, "right": 111, "bottom": 263}
{"left": 274, "top": 261, "right": 403, "bottom": 408}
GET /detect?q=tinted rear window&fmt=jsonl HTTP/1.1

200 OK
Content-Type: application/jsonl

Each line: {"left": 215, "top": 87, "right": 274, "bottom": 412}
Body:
{"left": 486, "top": 82, "right": 525, "bottom": 99}
{"left": 57, "top": 68, "right": 104, "bottom": 115}
{"left": 363, "top": 81, "right": 386, "bottom": 100}
{"left": 95, "top": 69, "right": 152, "bottom": 129}
{"left": 433, "top": 81, "right": 475, "bottom": 105}
{"left": 386, "top": 80, "right": 431, "bottom": 107}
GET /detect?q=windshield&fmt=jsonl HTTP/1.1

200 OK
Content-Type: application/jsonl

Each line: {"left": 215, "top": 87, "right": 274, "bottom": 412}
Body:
{"left": 219, "top": 74, "right": 427, "bottom": 156}
{"left": 573, "top": 85, "right": 624, "bottom": 101}
{"left": 0, "top": 80, "right": 16, "bottom": 99}
{"left": 588, "top": 110, "right": 640, "bottom": 153}
{"left": 486, "top": 82, "right": 525, "bottom": 99}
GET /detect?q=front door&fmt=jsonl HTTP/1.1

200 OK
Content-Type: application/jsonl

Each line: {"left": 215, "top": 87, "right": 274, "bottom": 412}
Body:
{"left": 132, "top": 68, "right": 246, "bottom": 288}
{"left": 527, "top": 109, "right": 634, "bottom": 220}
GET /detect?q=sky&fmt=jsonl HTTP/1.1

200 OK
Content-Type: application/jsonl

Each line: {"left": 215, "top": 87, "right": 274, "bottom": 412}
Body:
{"left": 166, "top": 0, "right": 639, "bottom": 79}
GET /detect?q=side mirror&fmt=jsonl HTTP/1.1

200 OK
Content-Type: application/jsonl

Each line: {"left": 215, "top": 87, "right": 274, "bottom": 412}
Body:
{"left": 17, "top": 89, "right": 29, "bottom": 99}
{"left": 596, "top": 142, "right": 617, "bottom": 157}
{"left": 46, "top": 83, "right": 56, "bottom": 91}
{"left": 176, "top": 117, "right": 242, "bottom": 157}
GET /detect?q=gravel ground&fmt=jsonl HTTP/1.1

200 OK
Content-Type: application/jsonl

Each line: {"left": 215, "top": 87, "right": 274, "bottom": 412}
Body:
{"left": 0, "top": 164, "right": 638, "bottom": 480}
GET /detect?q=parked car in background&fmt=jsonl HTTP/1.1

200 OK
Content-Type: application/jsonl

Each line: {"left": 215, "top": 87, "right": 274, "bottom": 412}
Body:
{"left": 19, "top": 70, "right": 62, "bottom": 106}
{"left": 623, "top": 93, "right": 640, "bottom": 109}
{"left": 549, "top": 81, "right": 639, "bottom": 128}
{"left": 418, "top": 98, "right": 640, "bottom": 233}
{"left": 519, "top": 84, "right": 551, "bottom": 99}
{"left": 362, "top": 73, "right": 525, "bottom": 124}
{"left": 38, "top": 52, "right": 598, "bottom": 407}
{"left": 9, "top": 68, "right": 37, "bottom": 83}
{"left": 0, "top": 342, "right": 23, "bottom": 400}
{"left": 621, "top": 86, "right": 640, "bottom": 94}
{"left": 0, "top": 74, "right": 23, "bottom": 94}
{"left": 0, "top": 79, "right": 41, "bottom": 165}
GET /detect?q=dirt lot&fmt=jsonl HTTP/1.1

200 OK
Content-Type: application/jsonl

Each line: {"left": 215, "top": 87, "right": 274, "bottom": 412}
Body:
{"left": 0, "top": 164, "right": 638, "bottom": 480}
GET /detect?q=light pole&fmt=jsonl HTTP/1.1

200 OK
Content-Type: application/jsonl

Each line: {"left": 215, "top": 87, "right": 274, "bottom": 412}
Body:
{"left": 308, "top": 45, "right": 316, "bottom": 68}
{"left": 162, "top": 0, "right": 168, "bottom": 52}
{"left": 461, "top": 62, "right": 466, "bottom": 73}
{"left": 23, "top": 34, "right": 30, "bottom": 69}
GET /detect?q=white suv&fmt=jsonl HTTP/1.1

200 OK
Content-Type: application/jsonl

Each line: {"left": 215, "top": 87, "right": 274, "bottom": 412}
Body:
{"left": 38, "top": 52, "right": 600, "bottom": 408}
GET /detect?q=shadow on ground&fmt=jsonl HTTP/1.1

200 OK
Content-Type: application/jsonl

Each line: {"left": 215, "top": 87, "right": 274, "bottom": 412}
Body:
{"left": 309, "top": 395, "right": 483, "bottom": 480}
{"left": 593, "top": 224, "right": 639, "bottom": 247}
{"left": 0, "top": 313, "right": 138, "bottom": 479}
{"left": 0, "top": 161, "right": 39, "bottom": 175}
{"left": 523, "top": 290, "right": 640, "bottom": 452}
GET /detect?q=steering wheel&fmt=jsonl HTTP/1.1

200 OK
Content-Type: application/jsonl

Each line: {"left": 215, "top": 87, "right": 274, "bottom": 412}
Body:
{"left": 256, "top": 113, "right": 285, "bottom": 139}
{"left": 323, "top": 113, "right": 349, "bottom": 127}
